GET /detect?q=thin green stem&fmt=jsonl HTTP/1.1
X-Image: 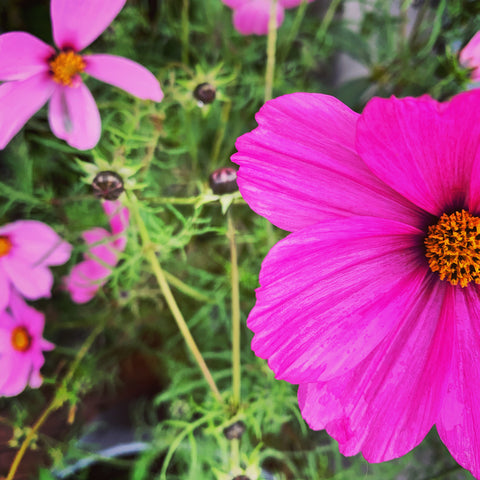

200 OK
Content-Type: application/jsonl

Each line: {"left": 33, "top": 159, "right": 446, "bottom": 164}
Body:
{"left": 6, "top": 324, "right": 103, "bottom": 480}
{"left": 227, "top": 210, "right": 241, "bottom": 408}
{"left": 127, "top": 192, "right": 222, "bottom": 402}
{"left": 316, "top": 0, "right": 342, "bottom": 45}
{"left": 181, "top": 0, "right": 190, "bottom": 65}
{"left": 264, "top": 0, "right": 279, "bottom": 103}
{"left": 279, "top": 0, "right": 309, "bottom": 63}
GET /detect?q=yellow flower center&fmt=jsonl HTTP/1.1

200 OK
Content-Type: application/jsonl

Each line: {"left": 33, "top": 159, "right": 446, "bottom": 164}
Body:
{"left": 425, "top": 210, "right": 480, "bottom": 287}
{"left": 11, "top": 326, "right": 32, "bottom": 352}
{"left": 49, "top": 50, "right": 86, "bottom": 86}
{"left": 0, "top": 235, "right": 12, "bottom": 257}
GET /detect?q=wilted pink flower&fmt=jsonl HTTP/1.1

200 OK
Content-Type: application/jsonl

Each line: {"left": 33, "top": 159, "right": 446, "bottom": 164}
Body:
{"left": 64, "top": 200, "right": 129, "bottom": 303}
{"left": 221, "top": 0, "right": 313, "bottom": 36}
{"left": 232, "top": 90, "right": 480, "bottom": 478}
{"left": 0, "top": 0, "right": 163, "bottom": 150}
{"left": 0, "top": 289, "right": 54, "bottom": 397}
{"left": 460, "top": 31, "right": 480, "bottom": 81}
{"left": 0, "top": 220, "right": 72, "bottom": 312}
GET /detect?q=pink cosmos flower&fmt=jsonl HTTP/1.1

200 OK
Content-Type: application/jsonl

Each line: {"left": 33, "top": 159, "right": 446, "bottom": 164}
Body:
{"left": 460, "top": 31, "right": 480, "bottom": 81}
{"left": 0, "top": 0, "right": 163, "bottom": 150}
{"left": 64, "top": 200, "right": 129, "bottom": 303}
{"left": 0, "top": 219, "right": 72, "bottom": 312}
{"left": 232, "top": 90, "right": 480, "bottom": 479}
{"left": 221, "top": 0, "right": 313, "bottom": 36}
{"left": 0, "top": 289, "right": 54, "bottom": 397}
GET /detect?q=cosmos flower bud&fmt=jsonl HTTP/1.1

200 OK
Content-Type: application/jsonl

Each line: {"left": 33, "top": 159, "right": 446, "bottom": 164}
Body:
{"left": 209, "top": 167, "right": 238, "bottom": 195}
{"left": 193, "top": 82, "right": 216, "bottom": 105}
{"left": 92, "top": 170, "right": 124, "bottom": 200}
{"left": 223, "top": 420, "right": 246, "bottom": 440}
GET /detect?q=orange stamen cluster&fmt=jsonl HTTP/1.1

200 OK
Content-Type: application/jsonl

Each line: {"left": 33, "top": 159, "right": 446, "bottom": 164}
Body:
{"left": 0, "top": 235, "right": 12, "bottom": 257}
{"left": 425, "top": 210, "right": 480, "bottom": 287}
{"left": 11, "top": 326, "right": 32, "bottom": 352}
{"left": 49, "top": 50, "right": 86, "bottom": 86}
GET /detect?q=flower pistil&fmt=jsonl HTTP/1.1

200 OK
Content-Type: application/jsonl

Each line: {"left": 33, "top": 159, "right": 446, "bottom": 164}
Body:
{"left": 0, "top": 235, "right": 12, "bottom": 257}
{"left": 11, "top": 326, "right": 32, "bottom": 352}
{"left": 425, "top": 209, "right": 480, "bottom": 287}
{"left": 49, "top": 50, "right": 86, "bottom": 86}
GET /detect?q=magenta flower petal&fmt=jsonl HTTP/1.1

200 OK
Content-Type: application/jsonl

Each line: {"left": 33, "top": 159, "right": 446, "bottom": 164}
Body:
{"left": 82, "top": 227, "right": 119, "bottom": 267}
{"left": 84, "top": 54, "right": 163, "bottom": 102}
{"left": 48, "top": 83, "right": 101, "bottom": 150}
{"left": 249, "top": 216, "right": 428, "bottom": 384}
{"left": 0, "top": 73, "right": 55, "bottom": 149}
{"left": 0, "top": 32, "right": 54, "bottom": 81}
{"left": 356, "top": 90, "right": 480, "bottom": 217}
{"left": 298, "top": 277, "right": 452, "bottom": 461}
{"left": 51, "top": 0, "right": 126, "bottom": 51}
{"left": 232, "top": 93, "right": 425, "bottom": 232}
{"left": 3, "top": 220, "right": 72, "bottom": 267}
{"left": 0, "top": 268, "right": 10, "bottom": 312}
{"left": 233, "top": 1, "right": 284, "bottom": 35}
{"left": 102, "top": 200, "right": 130, "bottom": 250}
{"left": 2, "top": 258, "right": 53, "bottom": 300}
{"left": 437, "top": 288, "right": 480, "bottom": 479}
{"left": 460, "top": 31, "right": 480, "bottom": 81}
{"left": 64, "top": 259, "right": 110, "bottom": 303}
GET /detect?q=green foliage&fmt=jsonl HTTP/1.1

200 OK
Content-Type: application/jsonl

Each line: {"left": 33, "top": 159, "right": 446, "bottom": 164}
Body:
{"left": 0, "top": 0, "right": 478, "bottom": 479}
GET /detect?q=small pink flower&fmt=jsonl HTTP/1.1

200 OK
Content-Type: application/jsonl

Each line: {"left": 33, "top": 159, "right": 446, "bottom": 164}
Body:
{"left": 0, "top": 220, "right": 72, "bottom": 312}
{"left": 221, "top": 0, "right": 313, "bottom": 36}
{"left": 0, "top": 0, "right": 163, "bottom": 150}
{"left": 460, "top": 31, "right": 480, "bottom": 81}
{"left": 232, "top": 90, "right": 480, "bottom": 479}
{"left": 0, "top": 290, "right": 54, "bottom": 397}
{"left": 64, "top": 200, "right": 129, "bottom": 303}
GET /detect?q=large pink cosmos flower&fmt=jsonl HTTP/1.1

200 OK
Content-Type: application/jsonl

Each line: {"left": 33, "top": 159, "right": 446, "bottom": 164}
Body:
{"left": 460, "top": 31, "right": 480, "bottom": 82}
{"left": 0, "top": 289, "right": 54, "bottom": 397}
{"left": 232, "top": 90, "right": 480, "bottom": 478}
{"left": 0, "top": 0, "right": 163, "bottom": 150}
{"left": 0, "top": 220, "right": 72, "bottom": 312}
{"left": 64, "top": 200, "right": 129, "bottom": 303}
{"left": 221, "top": 0, "right": 313, "bottom": 36}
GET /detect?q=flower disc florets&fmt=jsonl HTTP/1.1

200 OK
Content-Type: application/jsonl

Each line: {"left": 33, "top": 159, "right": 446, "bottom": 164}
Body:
{"left": 0, "top": 235, "right": 12, "bottom": 257}
{"left": 11, "top": 326, "right": 32, "bottom": 352}
{"left": 49, "top": 49, "right": 86, "bottom": 86}
{"left": 425, "top": 210, "right": 480, "bottom": 287}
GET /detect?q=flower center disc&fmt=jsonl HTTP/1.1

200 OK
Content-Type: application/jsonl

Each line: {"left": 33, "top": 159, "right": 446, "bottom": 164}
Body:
{"left": 49, "top": 50, "right": 86, "bottom": 86}
{"left": 0, "top": 235, "right": 12, "bottom": 257}
{"left": 425, "top": 210, "right": 480, "bottom": 287}
{"left": 11, "top": 326, "right": 32, "bottom": 352}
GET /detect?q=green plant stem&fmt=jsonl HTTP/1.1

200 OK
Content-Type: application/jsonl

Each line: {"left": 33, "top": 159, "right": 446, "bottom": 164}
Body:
{"left": 181, "top": 0, "right": 190, "bottom": 65}
{"left": 264, "top": 0, "right": 279, "bottom": 103}
{"left": 211, "top": 99, "right": 232, "bottom": 168}
{"left": 316, "top": 0, "right": 342, "bottom": 45}
{"left": 6, "top": 324, "right": 103, "bottom": 480}
{"left": 280, "top": 0, "right": 309, "bottom": 62}
{"left": 227, "top": 210, "right": 241, "bottom": 408}
{"left": 127, "top": 192, "right": 222, "bottom": 402}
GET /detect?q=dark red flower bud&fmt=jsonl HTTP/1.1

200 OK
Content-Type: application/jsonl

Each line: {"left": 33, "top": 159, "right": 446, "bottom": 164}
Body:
{"left": 193, "top": 83, "right": 216, "bottom": 105}
{"left": 92, "top": 171, "right": 124, "bottom": 200}
{"left": 209, "top": 167, "right": 238, "bottom": 195}
{"left": 232, "top": 476, "right": 250, "bottom": 480}
{"left": 223, "top": 420, "right": 246, "bottom": 440}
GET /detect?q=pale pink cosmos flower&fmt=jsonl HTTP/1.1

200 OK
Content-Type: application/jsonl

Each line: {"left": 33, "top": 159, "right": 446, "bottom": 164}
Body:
{"left": 221, "top": 0, "right": 314, "bottom": 36}
{"left": 64, "top": 200, "right": 129, "bottom": 303}
{"left": 0, "top": 289, "right": 54, "bottom": 397}
{"left": 232, "top": 90, "right": 480, "bottom": 479}
{"left": 460, "top": 31, "right": 480, "bottom": 81}
{"left": 0, "top": 219, "right": 72, "bottom": 312}
{"left": 0, "top": 0, "right": 163, "bottom": 150}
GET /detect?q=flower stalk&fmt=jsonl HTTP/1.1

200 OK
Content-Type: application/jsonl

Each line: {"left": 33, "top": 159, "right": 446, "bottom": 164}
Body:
{"left": 264, "top": 0, "right": 279, "bottom": 102}
{"left": 227, "top": 209, "right": 241, "bottom": 408}
{"left": 127, "top": 192, "right": 222, "bottom": 402}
